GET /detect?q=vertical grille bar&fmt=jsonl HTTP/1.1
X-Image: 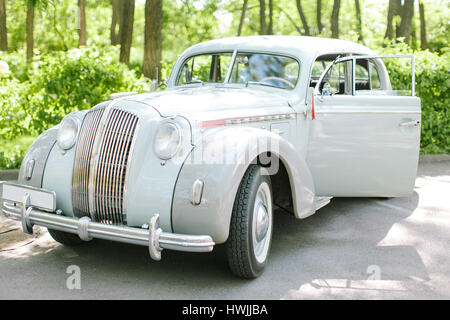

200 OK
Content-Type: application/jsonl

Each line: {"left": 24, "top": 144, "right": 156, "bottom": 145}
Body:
{"left": 72, "top": 107, "right": 105, "bottom": 218}
{"left": 72, "top": 106, "right": 139, "bottom": 225}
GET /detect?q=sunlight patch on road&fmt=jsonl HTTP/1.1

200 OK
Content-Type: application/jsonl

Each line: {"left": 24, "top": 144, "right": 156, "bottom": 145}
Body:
{"left": 0, "top": 231, "right": 60, "bottom": 260}
{"left": 281, "top": 278, "right": 432, "bottom": 300}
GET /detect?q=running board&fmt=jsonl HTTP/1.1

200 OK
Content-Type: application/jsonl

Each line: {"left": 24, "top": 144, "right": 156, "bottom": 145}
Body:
{"left": 314, "top": 196, "right": 333, "bottom": 211}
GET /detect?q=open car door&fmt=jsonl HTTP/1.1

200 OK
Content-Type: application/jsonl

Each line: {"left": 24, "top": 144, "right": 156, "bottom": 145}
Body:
{"left": 306, "top": 55, "right": 421, "bottom": 197}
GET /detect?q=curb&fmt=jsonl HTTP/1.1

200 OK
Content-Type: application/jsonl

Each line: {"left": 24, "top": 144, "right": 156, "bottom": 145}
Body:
{"left": 419, "top": 154, "right": 450, "bottom": 164}
{"left": 0, "top": 170, "right": 19, "bottom": 181}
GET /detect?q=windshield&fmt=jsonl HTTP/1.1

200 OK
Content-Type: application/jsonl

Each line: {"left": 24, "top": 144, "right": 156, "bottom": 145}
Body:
{"left": 229, "top": 53, "right": 299, "bottom": 89}
{"left": 176, "top": 53, "right": 233, "bottom": 86}
{"left": 176, "top": 52, "right": 300, "bottom": 90}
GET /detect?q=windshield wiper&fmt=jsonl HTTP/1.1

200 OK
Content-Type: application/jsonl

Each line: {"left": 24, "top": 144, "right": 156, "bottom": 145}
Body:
{"left": 245, "top": 81, "right": 279, "bottom": 89}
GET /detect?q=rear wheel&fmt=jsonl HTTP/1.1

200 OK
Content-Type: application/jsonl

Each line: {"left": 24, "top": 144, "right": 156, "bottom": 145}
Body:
{"left": 47, "top": 229, "right": 89, "bottom": 246}
{"left": 227, "top": 165, "right": 273, "bottom": 278}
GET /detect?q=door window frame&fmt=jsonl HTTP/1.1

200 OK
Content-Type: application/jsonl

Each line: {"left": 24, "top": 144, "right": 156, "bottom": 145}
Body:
{"left": 314, "top": 54, "right": 416, "bottom": 97}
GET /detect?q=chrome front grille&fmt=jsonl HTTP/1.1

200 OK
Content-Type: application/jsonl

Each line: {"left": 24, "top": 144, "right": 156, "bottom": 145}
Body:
{"left": 72, "top": 106, "right": 139, "bottom": 225}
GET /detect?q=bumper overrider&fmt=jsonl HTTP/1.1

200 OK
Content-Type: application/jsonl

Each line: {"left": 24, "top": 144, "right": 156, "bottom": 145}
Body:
{"left": 0, "top": 182, "right": 215, "bottom": 260}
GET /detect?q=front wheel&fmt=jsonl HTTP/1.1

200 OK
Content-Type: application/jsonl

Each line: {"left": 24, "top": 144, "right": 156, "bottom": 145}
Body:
{"left": 227, "top": 165, "right": 273, "bottom": 278}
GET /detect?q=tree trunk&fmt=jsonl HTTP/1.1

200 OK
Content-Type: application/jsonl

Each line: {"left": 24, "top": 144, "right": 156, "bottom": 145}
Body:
{"left": 78, "top": 0, "right": 86, "bottom": 46}
{"left": 278, "top": 5, "right": 302, "bottom": 34}
{"left": 0, "top": 0, "right": 7, "bottom": 51}
{"left": 316, "top": 0, "right": 322, "bottom": 34}
{"left": 267, "top": 0, "right": 273, "bottom": 35}
{"left": 26, "top": 3, "right": 35, "bottom": 61}
{"left": 143, "top": 0, "right": 162, "bottom": 82}
{"left": 385, "top": 0, "right": 401, "bottom": 40}
{"left": 331, "top": 0, "right": 340, "bottom": 38}
{"left": 119, "top": 0, "right": 135, "bottom": 65}
{"left": 111, "top": 0, "right": 121, "bottom": 45}
{"left": 355, "top": 0, "right": 364, "bottom": 43}
{"left": 397, "top": 0, "right": 414, "bottom": 44}
{"left": 237, "top": 0, "right": 248, "bottom": 36}
{"left": 419, "top": 1, "right": 427, "bottom": 49}
{"left": 259, "top": 0, "right": 266, "bottom": 35}
{"left": 295, "top": 0, "right": 310, "bottom": 36}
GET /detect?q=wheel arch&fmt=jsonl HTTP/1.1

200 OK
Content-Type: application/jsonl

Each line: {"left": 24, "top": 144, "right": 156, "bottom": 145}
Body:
{"left": 171, "top": 126, "right": 316, "bottom": 243}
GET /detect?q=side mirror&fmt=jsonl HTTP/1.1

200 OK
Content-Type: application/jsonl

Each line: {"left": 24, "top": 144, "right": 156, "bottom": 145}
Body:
{"left": 322, "top": 82, "right": 332, "bottom": 96}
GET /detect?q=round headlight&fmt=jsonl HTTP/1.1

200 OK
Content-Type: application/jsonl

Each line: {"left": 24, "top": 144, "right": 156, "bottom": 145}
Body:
{"left": 154, "top": 122, "right": 181, "bottom": 160}
{"left": 57, "top": 116, "right": 79, "bottom": 150}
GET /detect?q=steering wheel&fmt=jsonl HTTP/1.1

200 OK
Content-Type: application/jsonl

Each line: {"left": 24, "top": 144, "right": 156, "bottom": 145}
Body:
{"left": 259, "top": 76, "right": 295, "bottom": 89}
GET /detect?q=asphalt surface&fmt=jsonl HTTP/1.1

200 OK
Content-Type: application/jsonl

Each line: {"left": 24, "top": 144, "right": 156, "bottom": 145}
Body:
{"left": 0, "top": 159, "right": 449, "bottom": 300}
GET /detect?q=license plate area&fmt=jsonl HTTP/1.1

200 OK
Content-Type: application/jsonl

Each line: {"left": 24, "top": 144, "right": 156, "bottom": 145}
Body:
{"left": 0, "top": 182, "right": 56, "bottom": 212}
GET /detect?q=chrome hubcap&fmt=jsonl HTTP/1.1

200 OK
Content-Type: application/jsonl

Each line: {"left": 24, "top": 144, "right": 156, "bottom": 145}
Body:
{"left": 252, "top": 181, "right": 272, "bottom": 264}
{"left": 255, "top": 203, "right": 269, "bottom": 242}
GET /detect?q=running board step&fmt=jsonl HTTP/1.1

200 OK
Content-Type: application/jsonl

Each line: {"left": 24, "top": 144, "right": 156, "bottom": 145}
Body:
{"left": 314, "top": 196, "right": 333, "bottom": 210}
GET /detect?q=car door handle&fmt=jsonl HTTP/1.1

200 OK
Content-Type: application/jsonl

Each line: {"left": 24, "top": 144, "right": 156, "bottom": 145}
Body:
{"left": 399, "top": 120, "right": 420, "bottom": 127}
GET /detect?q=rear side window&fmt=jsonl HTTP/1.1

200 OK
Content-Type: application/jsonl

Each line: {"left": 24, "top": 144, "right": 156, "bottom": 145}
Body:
{"left": 369, "top": 61, "right": 381, "bottom": 89}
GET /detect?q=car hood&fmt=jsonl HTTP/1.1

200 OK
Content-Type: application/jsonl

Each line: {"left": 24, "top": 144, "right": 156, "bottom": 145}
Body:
{"left": 127, "top": 85, "right": 294, "bottom": 122}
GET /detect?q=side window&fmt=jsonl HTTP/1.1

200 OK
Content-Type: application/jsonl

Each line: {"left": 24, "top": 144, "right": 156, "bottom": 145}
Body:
{"left": 355, "top": 62, "right": 370, "bottom": 91}
{"left": 369, "top": 61, "right": 381, "bottom": 89}
{"left": 310, "top": 60, "right": 331, "bottom": 88}
{"left": 354, "top": 59, "right": 382, "bottom": 92}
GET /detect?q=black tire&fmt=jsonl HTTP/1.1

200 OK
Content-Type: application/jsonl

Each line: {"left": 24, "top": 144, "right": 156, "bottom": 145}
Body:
{"left": 47, "top": 228, "right": 88, "bottom": 246}
{"left": 227, "top": 165, "right": 273, "bottom": 279}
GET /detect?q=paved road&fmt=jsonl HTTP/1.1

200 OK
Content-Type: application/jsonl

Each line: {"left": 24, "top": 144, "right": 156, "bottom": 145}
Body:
{"left": 1, "top": 159, "right": 449, "bottom": 299}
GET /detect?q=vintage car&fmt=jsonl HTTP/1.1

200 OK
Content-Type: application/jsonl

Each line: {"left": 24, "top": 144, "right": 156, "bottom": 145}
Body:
{"left": 0, "top": 36, "right": 421, "bottom": 278}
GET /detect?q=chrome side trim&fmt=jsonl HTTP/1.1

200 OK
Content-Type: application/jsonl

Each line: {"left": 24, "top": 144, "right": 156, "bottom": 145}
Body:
{"left": 197, "top": 112, "right": 296, "bottom": 128}
{"left": 314, "top": 110, "right": 421, "bottom": 114}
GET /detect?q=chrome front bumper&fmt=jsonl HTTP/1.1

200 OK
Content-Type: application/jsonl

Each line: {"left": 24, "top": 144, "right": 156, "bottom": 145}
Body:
{"left": 0, "top": 182, "right": 215, "bottom": 260}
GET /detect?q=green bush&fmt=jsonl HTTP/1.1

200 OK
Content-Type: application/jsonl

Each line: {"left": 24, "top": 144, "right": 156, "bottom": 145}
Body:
{"left": 1, "top": 43, "right": 448, "bottom": 170}
{"left": 0, "top": 146, "right": 26, "bottom": 170}
{"left": 27, "top": 46, "right": 151, "bottom": 134}
{"left": 0, "top": 46, "right": 152, "bottom": 169}
{"left": 1, "top": 46, "right": 151, "bottom": 140}
{"left": 0, "top": 78, "right": 30, "bottom": 139}
{"left": 382, "top": 43, "right": 450, "bottom": 154}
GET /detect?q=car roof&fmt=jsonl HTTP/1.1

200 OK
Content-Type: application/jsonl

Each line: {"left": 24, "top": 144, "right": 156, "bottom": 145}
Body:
{"left": 181, "top": 36, "right": 375, "bottom": 59}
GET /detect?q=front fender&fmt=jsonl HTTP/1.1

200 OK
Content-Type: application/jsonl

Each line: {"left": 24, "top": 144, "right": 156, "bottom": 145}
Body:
{"left": 18, "top": 126, "right": 58, "bottom": 187}
{"left": 171, "top": 127, "right": 315, "bottom": 243}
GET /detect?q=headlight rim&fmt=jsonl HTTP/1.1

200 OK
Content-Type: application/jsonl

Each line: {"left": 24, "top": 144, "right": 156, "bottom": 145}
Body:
{"left": 56, "top": 115, "right": 80, "bottom": 151}
{"left": 153, "top": 121, "right": 182, "bottom": 160}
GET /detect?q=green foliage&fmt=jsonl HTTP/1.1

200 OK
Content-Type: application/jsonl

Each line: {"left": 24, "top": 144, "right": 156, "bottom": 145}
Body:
{"left": 0, "top": 136, "right": 34, "bottom": 170}
{"left": 0, "top": 0, "right": 449, "bottom": 171}
{"left": 0, "top": 45, "right": 151, "bottom": 146}
{"left": 381, "top": 43, "right": 450, "bottom": 154}
{"left": 25, "top": 46, "right": 150, "bottom": 133}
